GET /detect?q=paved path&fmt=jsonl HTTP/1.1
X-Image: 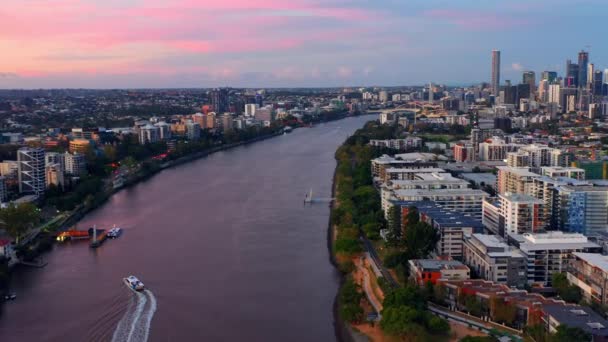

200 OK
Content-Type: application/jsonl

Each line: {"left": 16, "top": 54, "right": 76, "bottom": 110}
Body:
{"left": 356, "top": 256, "right": 383, "bottom": 320}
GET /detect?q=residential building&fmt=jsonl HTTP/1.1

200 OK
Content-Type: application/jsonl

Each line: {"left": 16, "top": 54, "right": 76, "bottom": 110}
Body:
{"left": 463, "top": 234, "right": 527, "bottom": 288}
{"left": 221, "top": 113, "right": 234, "bottom": 131}
{"left": 542, "top": 304, "right": 608, "bottom": 341}
{"left": 453, "top": 143, "right": 475, "bottom": 162}
{"left": 17, "top": 147, "right": 46, "bottom": 196}
{"left": 369, "top": 138, "right": 422, "bottom": 150}
{"left": 205, "top": 112, "right": 216, "bottom": 129}
{"left": 555, "top": 185, "right": 608, "bottom": 234}
{"left": 409, "top": 259, "right": 470, "bottom": 286}
{"left": 482, "top": 198, "right": 502, "bottom": 235}
{"left": 138, "top": 124, "right": 160, "bottom": 145}
{"left": 499, "top": 193, "right": 544, "bottom": 236}
{"left": 244, "top": 103, "right": 258, "bottom": 117}
{"left": 509, "top": 232, "right": 601, "bottom": 286}
{"left": 64, "top": 152, "right": 86, "bottom": 175}
{"left": 387, "top": 188, "right": 488, "bottom": 220}
{"left": 550, "top": 149, "right": 570, "bottom": 167}
{"left": 154, "top": 121, "right": 171, "bottom": 140}
{"left": 0, "top": 176, "right": 7, "bottom": 202}
{"left": 567, "top": 253, "right": 608, "bottom": 306}
{"left": 45, "top": 163, "right": 64, "bottom": 189}
{"left": 69, "top": 139, "right": 91, "bottom": 154}
{"left": 382, "top": 167, "right": 446, "bottom": 183}
{"left": 399, "top": 201, "right": 484, "bottom": 258}
{"left": 478, "top": 138, "right": 522, "bottom": 161}
{"left": 506, "top": 151, "right": 529, "bottom": 167}
{"left": 371, "top": 154, "right": 438, "bottom": 180}
{"left": 0, "top": 161, "right": 18, "bottom": 179}
{"left": 45, "top": 152, "right": 65, "bottom": 172}
{"left": 387, "top": 173, "right": 469, "bottom": 191}
{"left": 186, "top": 121, "right": 201, "bottom": 140}
{"left": 519, "top": 144, "right": 553, "bottom": 170}
{"left": 541, "top": 166, "right": 585, "bottom": 180}
{"left": 496, "top": 166, "right": 539, "bottom": 195}
{"left": 438, "top": 279, "right": 567, "bottom": 329}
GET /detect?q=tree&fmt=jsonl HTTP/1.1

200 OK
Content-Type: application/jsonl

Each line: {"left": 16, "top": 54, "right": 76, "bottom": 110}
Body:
{"left": 404, "top": 222, "right": 439, "bottom": 259}
{"left": 551, "top": 325, "right": 592, "bottom": 342}
{"left": 459, "top": 337, "right": 498, "bottom": 342}
{"left": 386, "top": 206, "right": 402, "bottom": 243}
{"left": 380, "top": 306, "right": 422, "bottom": 335}
{"left": 383, "top": 285, "right": 426, "bottom": 310}
{"left": 552, "top": 273, "right": 582, "bottom": 303}
{"left": 426, "top": 316, "right": 450, "bottom": 335}
{"left": 0, "top": 203, "right": 40, "bottom": 244}
{"left": 334, "top": 238, "right": 362, "bottom": 255}
{"left": 339, "top": 278, "right": 364, "bottom": 323}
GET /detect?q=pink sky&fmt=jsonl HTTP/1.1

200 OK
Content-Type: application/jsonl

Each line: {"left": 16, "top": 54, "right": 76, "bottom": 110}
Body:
{"left": 0, "top": 0, "right": 602, "bottom": 87}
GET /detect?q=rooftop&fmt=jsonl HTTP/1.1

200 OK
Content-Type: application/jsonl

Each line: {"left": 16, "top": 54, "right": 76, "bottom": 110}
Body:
{"left": 543, "top": 304, "right": 608, "bottom": 337}
{"left": 385, "top": 167, "right": 446, "bottom": 174}
{"left": 472, "top": 234, "right": 507, "bottom": 249}
{"left": 411, "top": 259, "right": 469, "bottom": 272}
{"left": 496, "top": 166, "right": 539, "bottom": 177}
{"left": 393, "top": 188, "right": 489, "bottom": 198}
{"left": 573, "top": 253, "right": 608, "bottom": 273}
{"left": 499, "top": 193, "right": 543, "bottom": 203}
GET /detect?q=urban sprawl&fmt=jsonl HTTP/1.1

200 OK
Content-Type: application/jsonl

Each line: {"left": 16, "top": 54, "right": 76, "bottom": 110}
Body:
{"left": 3, "top": 49, "right": 608, "bottom": 340}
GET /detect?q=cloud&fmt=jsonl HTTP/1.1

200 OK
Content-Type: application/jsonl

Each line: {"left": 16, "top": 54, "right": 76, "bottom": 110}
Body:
{"left": 511, "top": 63, "right": 525, "bottom": 71}
{"left": 424, "top": 9, "right": 529, "bottom": 30}
{"left": 337, "top": 66, "right": 353, "bottom": 78}
{"left": 0, "top": 72, "right": 18, "bottom": 78}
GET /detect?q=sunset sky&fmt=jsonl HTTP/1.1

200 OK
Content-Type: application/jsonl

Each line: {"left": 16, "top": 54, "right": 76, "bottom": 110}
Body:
{"left": 0, "top": 0, "right": 606, "bottom": 88}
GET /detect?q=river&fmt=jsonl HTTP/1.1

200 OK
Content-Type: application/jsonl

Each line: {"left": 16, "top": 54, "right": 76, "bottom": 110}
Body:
{"left": 0, "top": 116, "right": 372, "bottom": 342}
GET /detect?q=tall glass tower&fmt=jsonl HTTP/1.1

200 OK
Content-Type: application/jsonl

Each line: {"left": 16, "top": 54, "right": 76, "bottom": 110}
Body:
{"left": 578, "top": 50, "right": 589, "bottom": 89}
{"left": 491, "top": 50, "right": 501, "bottom": 95}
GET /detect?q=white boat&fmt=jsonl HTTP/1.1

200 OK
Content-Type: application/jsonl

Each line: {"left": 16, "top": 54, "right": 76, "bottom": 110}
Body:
{"left": 304, "top": 189, "right": 313, "bottom": 203}
{"left": 107, "top": 226, "right": 122, "bottom": 238}
{"left": 123, "top": 275, "right": 145, "bottom": 291}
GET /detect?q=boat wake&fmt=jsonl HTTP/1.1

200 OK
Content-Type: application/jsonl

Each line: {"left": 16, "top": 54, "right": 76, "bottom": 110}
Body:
{"left": 112, "top": 290, "right": 157, "bottom": 342}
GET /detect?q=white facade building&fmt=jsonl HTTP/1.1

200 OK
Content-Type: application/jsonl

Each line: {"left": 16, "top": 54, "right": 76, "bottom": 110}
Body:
{"left": 17, "top": 147, "right": 45, "bottom": 196}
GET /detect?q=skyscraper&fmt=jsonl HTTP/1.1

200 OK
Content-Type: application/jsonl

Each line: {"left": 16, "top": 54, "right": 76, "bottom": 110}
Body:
{"left": 17, "top": 147, "right": 45, "bottom": 196}
{"left": 522, "top": 71, "right": 536, "bottom": 94}
{"left": 541, "top": 71, "right": 558, "bottom": 84}
{"left": 593, "top": 70, "right": 603, "bottom": 96}
{"left": 210, "top": 88, "right": 229, "bottom": 113}
{"left": 578, "top": 50, "right": 589, "bottom": 89}
{"left": 566, "top": 60, "right": 579, "bottom": 87}
{"left": 491, "top": 50, "right": 501, "bottom": 95}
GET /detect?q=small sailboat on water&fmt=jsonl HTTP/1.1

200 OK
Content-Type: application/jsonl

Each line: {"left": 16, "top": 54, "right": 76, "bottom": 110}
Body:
{"left": 304, "top": 189, "right": 313, "bottom": 204}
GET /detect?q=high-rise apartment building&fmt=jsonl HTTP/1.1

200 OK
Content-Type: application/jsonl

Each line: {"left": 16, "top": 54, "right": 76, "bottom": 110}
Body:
{"left": 496, "top": 166, "right": 538, "bottom": 195}
{"left": 64, "top": 152, "right": 86, "bottom": 175}
{"left": 138, "top": 124, "right": 160, "bottom": 145}
{"left": 499, "top": 193, "right": 543, "bottom": 236}
{"left": 244, "top": 104, "right": 258, "bottom": 117}
{"left": 491, "top": 50, "right": 501, "bottom": 95}
{"left": 18, "top": 147, "right": 46, "bottom": 196}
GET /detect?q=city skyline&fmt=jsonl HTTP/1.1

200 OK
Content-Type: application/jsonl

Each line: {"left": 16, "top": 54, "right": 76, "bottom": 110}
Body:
{"left": 1, "top": 0, "right": 607, "bottom": 89}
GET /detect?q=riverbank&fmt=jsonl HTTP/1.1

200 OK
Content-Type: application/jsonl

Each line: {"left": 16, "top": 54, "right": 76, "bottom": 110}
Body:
{"left": 0, "top": 129, "right": 288, "bottom": 302}
{"left": 0, "top": 116, "right": 372, "bottom": 341}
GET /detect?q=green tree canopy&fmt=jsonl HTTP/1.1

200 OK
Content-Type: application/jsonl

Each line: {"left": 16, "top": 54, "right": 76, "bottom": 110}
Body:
{"left": 0, "top": 203, "right": 40, "bottom": 243}
{"left": 551, "top": 325, "right": 592, "bottom": 342}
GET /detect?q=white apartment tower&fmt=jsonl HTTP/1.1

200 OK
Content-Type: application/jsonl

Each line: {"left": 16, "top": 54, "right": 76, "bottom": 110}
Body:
{"left": 18, "top": 147, "right": 46, "bottom": 196}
